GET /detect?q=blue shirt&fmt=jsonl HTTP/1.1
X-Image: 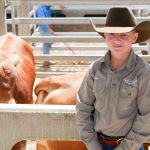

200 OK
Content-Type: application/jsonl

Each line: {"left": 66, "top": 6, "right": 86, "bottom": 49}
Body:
{"left": 36, "top": 6, "right": 51, "bottom": 31}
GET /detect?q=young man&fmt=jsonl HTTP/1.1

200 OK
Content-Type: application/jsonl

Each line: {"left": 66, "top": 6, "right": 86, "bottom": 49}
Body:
{"left": 76, "top": 7, "right": 150, "bottom": 150}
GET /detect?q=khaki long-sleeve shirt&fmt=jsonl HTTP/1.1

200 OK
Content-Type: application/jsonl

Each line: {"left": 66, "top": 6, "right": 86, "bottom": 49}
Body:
{"left": 76, "top": 50, "right": 150, "bottom": 150}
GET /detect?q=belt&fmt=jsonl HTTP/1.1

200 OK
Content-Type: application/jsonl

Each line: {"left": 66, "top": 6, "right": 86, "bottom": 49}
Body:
{"left": 97, "top": 131, "right": 125, "bottom": 148}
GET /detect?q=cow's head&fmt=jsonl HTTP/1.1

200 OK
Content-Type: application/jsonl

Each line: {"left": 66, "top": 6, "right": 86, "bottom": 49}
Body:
{"left": 0, "top": 33, "right": 36, "bottom": 104}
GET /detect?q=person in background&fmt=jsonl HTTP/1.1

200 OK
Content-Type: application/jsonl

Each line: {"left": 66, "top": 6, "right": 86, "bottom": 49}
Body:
{"left": 36, "top": 5, "right": 53, "bottom": 55}
{"left": 76, "top": 7, "right": 150, "bottom": 150}
{"left": 36, "top": 5, "right": 65, "bottom": 66}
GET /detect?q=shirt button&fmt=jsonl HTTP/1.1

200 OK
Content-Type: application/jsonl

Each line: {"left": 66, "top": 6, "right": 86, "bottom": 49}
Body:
{"left": 112, "top": 83, "right": 116, "bottom": 86}
{"left": 128, "top": 93, "right": 131, "bottom": 96}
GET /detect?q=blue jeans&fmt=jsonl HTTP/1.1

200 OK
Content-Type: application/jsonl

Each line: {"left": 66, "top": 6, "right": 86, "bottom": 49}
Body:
{"left": 39, "top": 29, "right": 51, "bottom": 54}
{"left": 102, "top": 143, "right": 144, "bottom": 150}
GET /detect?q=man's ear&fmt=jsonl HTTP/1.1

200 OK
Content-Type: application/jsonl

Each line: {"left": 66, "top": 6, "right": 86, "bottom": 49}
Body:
{"left": 103, "top": 33, "right": 107, "bottom": 38}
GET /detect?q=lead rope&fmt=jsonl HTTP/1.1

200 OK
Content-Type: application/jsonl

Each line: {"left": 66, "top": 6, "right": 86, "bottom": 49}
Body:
{"left": 49, "top": 29, "right": 76, "bottom": 54}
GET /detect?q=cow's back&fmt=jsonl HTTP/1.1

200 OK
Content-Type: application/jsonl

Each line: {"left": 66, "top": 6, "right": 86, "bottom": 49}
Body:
{"left": 37, "top": 140, "right": 87, "bottom": 150}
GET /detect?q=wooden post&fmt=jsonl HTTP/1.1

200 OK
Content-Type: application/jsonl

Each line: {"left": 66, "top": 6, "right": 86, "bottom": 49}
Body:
{"left": 16, "top": 4, "right": 31, "bottom": 35}
{"left": 0, "top": 0, "right": 6, "bottom": 35}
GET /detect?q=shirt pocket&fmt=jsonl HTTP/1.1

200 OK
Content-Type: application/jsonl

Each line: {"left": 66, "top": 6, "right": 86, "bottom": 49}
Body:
{"left": 93, "top": 78, "right": 106, "bottom": 111}
{"left": 117, "top": 83, "right": 138, "bottom": 117}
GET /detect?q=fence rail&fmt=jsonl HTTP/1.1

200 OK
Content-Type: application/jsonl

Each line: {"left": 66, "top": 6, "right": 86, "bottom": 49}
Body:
{"left": 33, "top": 45, "right": 148, "bottom": 51}
{"left": 8, "top": 0, "right": 150, "bottom": 5}
{"left": 6, "top": 17, "right": 150, "bottom": 25}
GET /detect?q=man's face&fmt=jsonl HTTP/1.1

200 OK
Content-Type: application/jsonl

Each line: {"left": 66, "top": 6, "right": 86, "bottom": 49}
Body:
{"left": 104, "top": 31, "right": 138, "bottom": 57}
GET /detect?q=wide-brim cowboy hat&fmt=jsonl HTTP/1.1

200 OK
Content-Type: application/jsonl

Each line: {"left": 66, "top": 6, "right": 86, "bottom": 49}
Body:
{"left": 91, "top": 7, "right": 150, "bottom": 43}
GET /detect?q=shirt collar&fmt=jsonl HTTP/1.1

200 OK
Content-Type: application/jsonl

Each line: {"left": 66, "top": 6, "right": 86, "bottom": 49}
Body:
{"left": 125, "top": 49, "right": 137, "bottom": 71}
{"left": 99, "top": 49, "right": 137, "bottom": 71}
{"left": 99, "top": 50, "right": 111, "bottom": 69}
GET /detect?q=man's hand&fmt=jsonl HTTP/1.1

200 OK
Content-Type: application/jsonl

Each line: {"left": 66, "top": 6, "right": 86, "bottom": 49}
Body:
{"left": 59, "top": 4, "right": 65, "bottom": 11}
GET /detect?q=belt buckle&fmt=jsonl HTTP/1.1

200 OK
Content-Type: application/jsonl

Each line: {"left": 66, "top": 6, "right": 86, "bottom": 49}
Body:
{"left": 117, "top": 138, "right": 123, "bottom": 145}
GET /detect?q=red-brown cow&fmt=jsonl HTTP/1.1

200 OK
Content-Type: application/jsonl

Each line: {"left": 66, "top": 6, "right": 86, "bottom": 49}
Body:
{"left": 0, "top": 33, "right": 35, "bottom": 150}
{"left": 35, "top": 72, "right": 87, "bottom": 150}
{"left": 35, "top": 72, "right": 85, "bottom": 105}
{"left": 0, "top": 33, "right": 35, "bottom": 104}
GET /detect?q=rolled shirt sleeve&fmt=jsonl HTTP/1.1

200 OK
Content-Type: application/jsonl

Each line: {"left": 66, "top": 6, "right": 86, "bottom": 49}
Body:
{"left": 76, "top": 63, "right": 102, "bottom": 150}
